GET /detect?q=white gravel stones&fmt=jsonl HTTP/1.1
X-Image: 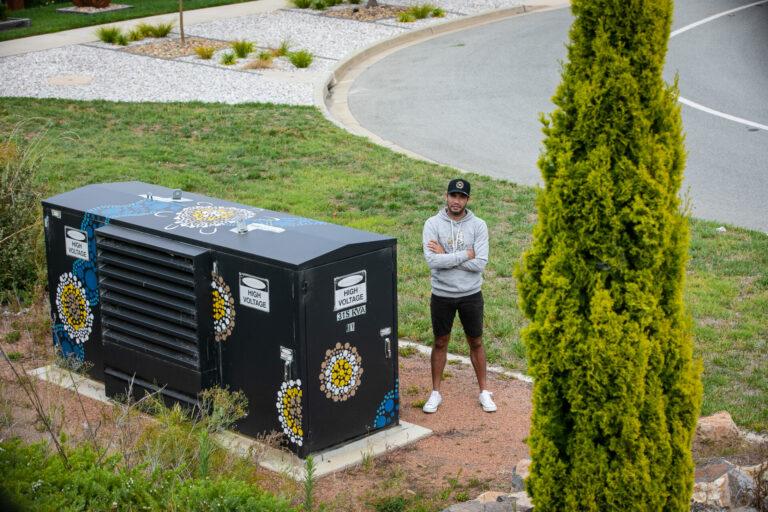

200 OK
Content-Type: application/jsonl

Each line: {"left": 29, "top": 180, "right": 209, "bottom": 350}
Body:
{"left": 388, "top": 0, "right": 525, "bottom": 15}
{"left": 0, "top": 45, "right": 314, "bottom": 105}
{"left": 0, "top": 1, "right": 522, "bottom": 105}
{"left": 186, "top": 9, "right": 408, "bottom": 60}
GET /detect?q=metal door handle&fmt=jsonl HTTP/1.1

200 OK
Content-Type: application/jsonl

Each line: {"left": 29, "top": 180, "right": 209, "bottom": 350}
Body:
{"left": 384, "top": 337, "right": 392, "bottom": 359}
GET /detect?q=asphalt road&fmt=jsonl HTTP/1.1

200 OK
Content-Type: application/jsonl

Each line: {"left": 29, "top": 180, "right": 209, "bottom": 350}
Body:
{"left": 348, "top": 0, "right": 768, "bottom": 232}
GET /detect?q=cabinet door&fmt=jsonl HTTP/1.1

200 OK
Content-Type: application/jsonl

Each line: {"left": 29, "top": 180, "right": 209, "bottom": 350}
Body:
{"left": 302, "top": 247, "right": 398, "bottom": 454}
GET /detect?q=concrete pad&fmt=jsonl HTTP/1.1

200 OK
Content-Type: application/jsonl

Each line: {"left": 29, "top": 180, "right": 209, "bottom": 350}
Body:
{"left": 29, "top": 364, "right": 432, "bottom": 480}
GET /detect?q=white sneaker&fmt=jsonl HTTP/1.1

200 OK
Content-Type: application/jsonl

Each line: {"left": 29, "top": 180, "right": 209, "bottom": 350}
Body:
{"left": 479, "top": 390, "right": 497, "bottom": 412}
{"left": 422, "top": 390, "right": 442, "bottom": 413}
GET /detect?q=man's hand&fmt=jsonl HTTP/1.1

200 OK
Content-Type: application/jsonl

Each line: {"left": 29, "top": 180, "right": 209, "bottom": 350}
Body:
{"left": 467, "top": 247, "right": 475, "bottom": 260}
{"left": 427, "top": 240, "right": 445, "bottom": 254}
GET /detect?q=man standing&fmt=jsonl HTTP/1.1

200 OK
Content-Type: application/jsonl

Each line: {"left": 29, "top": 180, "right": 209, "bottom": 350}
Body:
{"left": 422, "top": 178, "right": 496, "bottom": 413}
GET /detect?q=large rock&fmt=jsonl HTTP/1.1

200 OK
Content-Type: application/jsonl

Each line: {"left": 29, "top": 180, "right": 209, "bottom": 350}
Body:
{"left": 697, "top": 412, "right": 742, "bottom": 445}
{"left": 441, "top": 492, "right": 533, "bottom": 512}
{"left": 511, "top": 458, "right": 531, "bottom": 492}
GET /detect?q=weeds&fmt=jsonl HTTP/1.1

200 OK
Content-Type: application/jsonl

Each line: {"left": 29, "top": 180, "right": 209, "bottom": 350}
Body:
{"left": 5, "top": 330, "right": 21, "bottom": 343}
{"left": 289, "top": 49, "right": 313, "bottom": 68}
{"left": 231, "top": 39, "right": 254, "bottom": 58}
{"left": 0, "top": 122, "right": 50, "bottom": 304}
{"left": 411, "top": 399, "right": 426, "bottom": 408}
{"left": 304, "top": 455, "right": 317, "bottom": 512}
{"left": 194, "top": 45, "right": 216, "bottom": 59}
{"left": 398, "top": 345, "right": 417, "bottom": 358}
{"left": 220, "top": 52, "right": 237, "bottom": 65}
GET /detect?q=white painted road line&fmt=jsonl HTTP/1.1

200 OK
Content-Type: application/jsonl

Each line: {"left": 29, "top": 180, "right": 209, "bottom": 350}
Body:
{"left": 670, "top": 0, "right": 768, "bottom": 131}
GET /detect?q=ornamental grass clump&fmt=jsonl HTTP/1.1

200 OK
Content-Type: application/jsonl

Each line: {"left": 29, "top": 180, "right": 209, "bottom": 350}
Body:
{"left": 515, "top": 0, "right": 702, "bottom": 510}
{"left": 220, "top": 52, "right": 236, "bottom": 65}
{"left": 96, "top": 26, "right": 122, "bottom": 44}
{"left": 194, "top": 45, "right": 216, "bottom": 60}
{"left": 289, "top": 49, "right": 313, "bottom": 69}
{"left": 272, "top": 39, "right": 291, "bottom": 58}
{"left": 230, "top": 40, "right": 254, "bottom": 59}
{"left": 292, "top": 0, "right": 312, "bottom": 7}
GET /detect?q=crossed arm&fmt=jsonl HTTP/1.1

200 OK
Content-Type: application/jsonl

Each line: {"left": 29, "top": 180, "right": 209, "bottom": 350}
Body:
{"left": 422, "top": 222, "right": 488, "bottom": 272}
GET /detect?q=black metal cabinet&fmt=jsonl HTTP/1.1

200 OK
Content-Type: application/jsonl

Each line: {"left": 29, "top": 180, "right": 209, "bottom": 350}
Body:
{"left": 42, "top": 181, "right": 399, "bottom": 457}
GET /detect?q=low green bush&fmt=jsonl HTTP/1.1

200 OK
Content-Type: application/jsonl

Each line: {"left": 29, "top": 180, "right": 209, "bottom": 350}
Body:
{"left": 151, "top": 22, "right": 174, "bottom": 37}
{"left": 0, "top": 439, "right": 296, "bottom": 512}
{"left": 230, "top": 39, "right": 254, "bottom": 58}
{"left": 95, "top": 26, "right": 122, "bottom": 44}
{"left": 431, "top": 7, "right": 445, "bottom": 17}
{"left": 127, "top": 28, "right": 145, "bottom": 42}
{"left": 289, "top": 49, "right": 313, "bottom": 68}
{"left": 292, "top": 0, "right": 312, "bottom": 7}
{"left": 311, "top": 0, "right": 326, "bottom": 10}
{"left": 397, "top": 11, "right": 416, "bottom": 22}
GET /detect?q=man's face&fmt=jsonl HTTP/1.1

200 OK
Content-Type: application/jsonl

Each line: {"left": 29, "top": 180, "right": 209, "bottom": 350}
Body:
{"left": 445, "top": 192, "right": 469, "bottom": 216}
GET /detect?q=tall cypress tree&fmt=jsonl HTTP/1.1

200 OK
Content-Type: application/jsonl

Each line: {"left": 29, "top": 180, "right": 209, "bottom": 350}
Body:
{"left": 515, "top": 1, "right": 702, "bottom": 510}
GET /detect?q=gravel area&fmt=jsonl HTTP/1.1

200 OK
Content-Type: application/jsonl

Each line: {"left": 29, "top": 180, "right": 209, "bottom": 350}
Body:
{"left": 0, "top": 45, "right": 314, "bottom": 105}
{"left": 0, "top": 1, "right": 521, "bottom": 105}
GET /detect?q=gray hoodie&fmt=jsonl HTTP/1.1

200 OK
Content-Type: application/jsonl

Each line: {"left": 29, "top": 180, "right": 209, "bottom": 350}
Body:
{"left": 423, "top": 208, "right": 489, "bottom": 298}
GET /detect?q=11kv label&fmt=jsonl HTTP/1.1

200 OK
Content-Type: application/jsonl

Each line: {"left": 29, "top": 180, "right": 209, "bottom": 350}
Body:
{"left": 334, "top": 270, "right": 367, "bottom": 312}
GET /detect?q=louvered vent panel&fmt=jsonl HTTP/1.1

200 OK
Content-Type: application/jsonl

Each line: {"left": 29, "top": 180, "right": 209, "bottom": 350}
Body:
{"left": 97, "top": 230, "right": 201, "bottom": 370}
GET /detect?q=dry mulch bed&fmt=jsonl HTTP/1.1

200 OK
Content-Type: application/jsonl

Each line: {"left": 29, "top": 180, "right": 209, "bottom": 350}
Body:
{"left": 324, "top": 5, "right": 408, "bottom": 21}
{"left": 123, "top": 37, "right": 229, "bottom": 59}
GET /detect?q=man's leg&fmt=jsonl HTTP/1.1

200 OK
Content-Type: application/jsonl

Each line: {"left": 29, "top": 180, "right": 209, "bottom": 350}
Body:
{"left": 431, "top": 334, "right": 450, "bottom": 391}
{"left": 467, "top": 335, "right": 487, "bottom": 392}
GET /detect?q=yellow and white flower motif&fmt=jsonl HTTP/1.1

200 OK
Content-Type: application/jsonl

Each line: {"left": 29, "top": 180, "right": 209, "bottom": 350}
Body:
{"left": 319, "top": 342, "right": 363, "bottom": 402}
{"left": 173, "top": 206, "right": 255, "bottom": 229}
{"left": 276, "top": 379, "right": 303, "bottom": 446}
{"left": 211, "top": 273, "right": 235, "bottom": 342}
{"left": 55, "top": 273, "right": 93, "bottom": 345}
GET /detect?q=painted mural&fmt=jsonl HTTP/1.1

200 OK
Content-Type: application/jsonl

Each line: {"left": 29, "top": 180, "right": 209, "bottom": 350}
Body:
{"left": 276, "top": 379, "right": 304, "bottom": 446}
{"left": 373, "top": 378, "right": 399, "bottom": 429}
{"left": 319, "top": 342, "right": 363, "bottom": 402}
{"left": 211, "top": 272, "right": 235, "bottom": 342}
{"left": 55, "top": 272, "right": 93, "bottom": 346}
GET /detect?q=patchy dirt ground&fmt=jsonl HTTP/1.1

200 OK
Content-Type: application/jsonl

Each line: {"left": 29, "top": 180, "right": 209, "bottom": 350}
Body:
{"left": 0, "top": 299, "right": 531, "bottom": 510}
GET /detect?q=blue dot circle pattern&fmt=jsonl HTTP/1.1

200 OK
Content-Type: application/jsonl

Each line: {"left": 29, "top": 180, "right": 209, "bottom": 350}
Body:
{"left": 373, "top": 379, "right": 399, "bottom": 429}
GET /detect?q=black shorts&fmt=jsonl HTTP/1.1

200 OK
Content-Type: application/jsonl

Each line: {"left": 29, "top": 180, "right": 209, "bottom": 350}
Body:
{"left": 430, "top": 291, "right": 484, "bottom": 338}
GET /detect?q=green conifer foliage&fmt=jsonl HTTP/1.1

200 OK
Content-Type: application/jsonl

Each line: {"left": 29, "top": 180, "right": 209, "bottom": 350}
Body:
{"left": 515, "top": 1, "right": 702, "bottom": 510}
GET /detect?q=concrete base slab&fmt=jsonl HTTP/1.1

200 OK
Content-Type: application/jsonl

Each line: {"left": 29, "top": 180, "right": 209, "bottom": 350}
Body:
{"left": 29, "top": 364, "right": 432, "bottom": 480}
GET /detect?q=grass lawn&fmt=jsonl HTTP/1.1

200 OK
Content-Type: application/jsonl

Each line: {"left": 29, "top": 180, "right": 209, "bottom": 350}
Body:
{"left": 0, "top": 98, "right": 766, "bottom": 432}
{"left": 0, "top": 0, "right": 252, "bottom": 41}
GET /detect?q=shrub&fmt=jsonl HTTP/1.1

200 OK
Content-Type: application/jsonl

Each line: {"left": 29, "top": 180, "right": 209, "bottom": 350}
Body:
{"left": 0, "top": 124, "right": 48, "bottom": 304}
{"left": 515, "top": 0, "right": 702, "bottom": 510}
{"left": 292, "top": 0, "right": 312, "bottom": 7}
{"left": 311, "top": 0, "right": 326, "bottom": 10}
{"left": 95, "top": 26, "right": 122, "bottom": 44}
{"left": 220, "top": 52, "right": 236, "bottom": 65}
{"left": 115, "top": 33, "right": 129, "bottom": 46}
{"left": 431, "top": 7, "right": 445, "bottom": 17}
{"left": 257, "top": 50, "right": 274, "bottom": 62}
{"left": 230, "top": 40, "right": 254, "bottom": 59}
{"left": 195, "top": 45, "right": 216, "bottom": 59}
{"left": 288, "top": 49, "right": 313, "bottom": 68}
{"left": 135, "top": 22, "right": 156, "bottom": 37}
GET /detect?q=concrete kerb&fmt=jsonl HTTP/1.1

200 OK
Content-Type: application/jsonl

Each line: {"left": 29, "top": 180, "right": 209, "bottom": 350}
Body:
{"left": 315, "top": 3, "right": 565, "bottom": 165}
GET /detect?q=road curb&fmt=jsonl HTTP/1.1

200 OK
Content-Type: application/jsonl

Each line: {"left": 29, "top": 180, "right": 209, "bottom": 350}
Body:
{"left": 316, "top": 3, "right": 565, "bottom": 164}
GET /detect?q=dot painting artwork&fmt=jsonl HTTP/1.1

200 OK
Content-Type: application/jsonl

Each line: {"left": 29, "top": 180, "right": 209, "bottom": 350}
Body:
{"left": 319, "top": 342, "right": 363, "bottom": 402}
{"left": 211, "top": 272, "right": 235, "bottom": 342}
{"left": 55, "top": 272, "right": 93, "bottom": 346}
{"left": 276, "top": 379, "right": 304, "bottom": 446}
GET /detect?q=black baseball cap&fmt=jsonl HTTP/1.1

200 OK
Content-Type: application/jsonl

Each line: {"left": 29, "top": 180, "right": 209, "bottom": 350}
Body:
{"left": 447, "top": 178, "right": 470, "bottom": 196}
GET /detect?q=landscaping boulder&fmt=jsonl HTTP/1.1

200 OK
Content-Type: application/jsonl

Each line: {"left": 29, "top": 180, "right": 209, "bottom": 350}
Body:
{"left": 510, "top": 458, "right": 531, "bottom": 492}
{"left": 696, "top": 412, "right": 742, "bottom": 445}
